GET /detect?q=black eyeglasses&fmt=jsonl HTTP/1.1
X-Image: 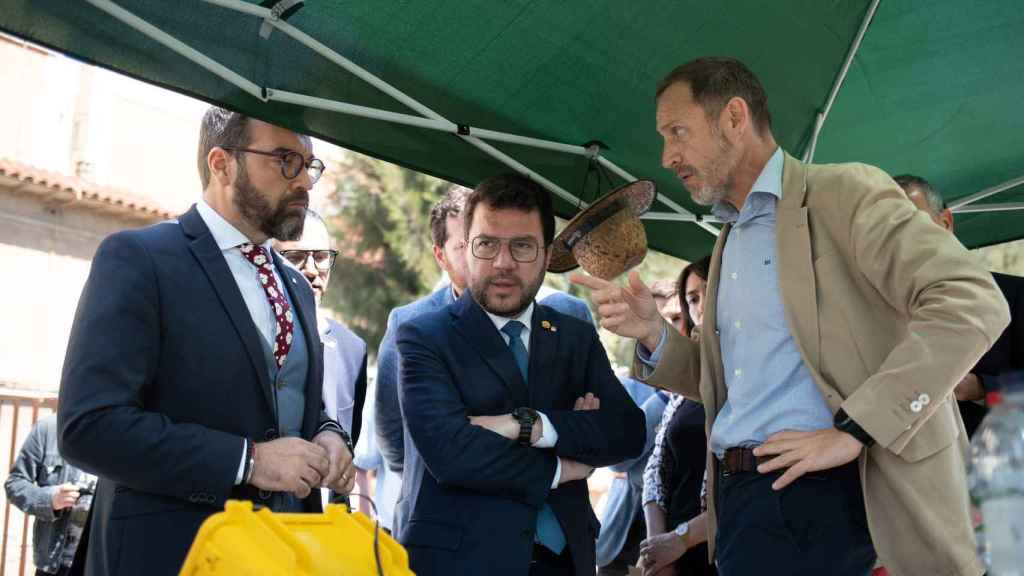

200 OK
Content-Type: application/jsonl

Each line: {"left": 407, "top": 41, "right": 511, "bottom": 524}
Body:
{"left": 471, "top": 235, "right": 541, "bottom": 263}
{"left": 280, "top": 249, "right": 338, "bottom": 271}
{"left": 221, "top": 147, "right": 325, "bottom": 184}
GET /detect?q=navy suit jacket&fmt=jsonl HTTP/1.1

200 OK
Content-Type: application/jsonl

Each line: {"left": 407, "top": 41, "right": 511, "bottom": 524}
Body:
{"left": 58, "top": 206, "right": 332, "bottom": 576}
{"left": 396, "top": 292, "right": 645, "bottom": 576}
{"left": 376, "top": 285, "right": 593, "bottom": 475}
{"left": 960, "top": 271, "right": 1024, "bottom": 435}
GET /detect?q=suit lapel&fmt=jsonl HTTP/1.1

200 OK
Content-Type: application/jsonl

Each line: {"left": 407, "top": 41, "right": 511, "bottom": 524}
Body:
{"left": 704, "top": 224, "right": 730, "bottom": 414}
{"left": 450, "top": 293, "right": 530, "bottom": 405}
{"left": 180, "top": 207, "right": 275, "bottom": 415}
{"left": 776, "top": 155, "right": 821, "bottom": 372}
{"left": 274, "top": 251, "right": 324, "bottom": 435}
{"left": 528, "top": 304, "right": 557, "bottom": 408}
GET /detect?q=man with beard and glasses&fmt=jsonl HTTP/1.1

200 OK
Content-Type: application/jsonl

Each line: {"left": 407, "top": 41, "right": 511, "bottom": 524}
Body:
{"left": 376, "top": 184, "right": 594, "bottom": 538}
{"left": 572, "top": 58, "right": 1009, "bottom": 576}
{"left": 58, "top": 107, "right": 354, "bottom": 575}
{"left": 395, "top": 173, "right": 645, "bottom": 576}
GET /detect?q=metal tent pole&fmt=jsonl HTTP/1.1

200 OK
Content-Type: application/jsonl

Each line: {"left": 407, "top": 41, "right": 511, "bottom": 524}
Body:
{"left": 948, "top": 174, "right": 1024, "bottom": 210}
{"left": 802, "top": 0, "right": 882, "bottom": 163}
{"left": 951, "top": 202, "right": 1024, "bottom": 215}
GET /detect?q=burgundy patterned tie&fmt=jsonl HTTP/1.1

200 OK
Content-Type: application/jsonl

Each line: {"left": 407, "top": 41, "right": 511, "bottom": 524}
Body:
{"left": 239, "top": 243, "right": 293, "bottom": 368}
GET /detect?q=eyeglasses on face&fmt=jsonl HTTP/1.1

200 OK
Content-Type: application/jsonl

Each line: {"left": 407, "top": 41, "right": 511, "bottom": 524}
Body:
{"left": 280, "top": 249, "right": 338, "bottom": 271}
{"left": 221, "top": 147, "right": 325, "bottom": 184}
{"left": 470, "top": 235, "right": 541, "bottom": 263}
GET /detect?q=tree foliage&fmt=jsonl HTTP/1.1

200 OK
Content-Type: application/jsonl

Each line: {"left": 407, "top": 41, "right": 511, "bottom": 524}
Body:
{"left": 319, "top": 153, "right": 448, "bottom": 356}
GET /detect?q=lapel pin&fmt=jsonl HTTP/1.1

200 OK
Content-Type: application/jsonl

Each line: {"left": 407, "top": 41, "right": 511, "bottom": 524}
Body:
{"left": 541, "top": 320, "right": 557, "bottom": 332}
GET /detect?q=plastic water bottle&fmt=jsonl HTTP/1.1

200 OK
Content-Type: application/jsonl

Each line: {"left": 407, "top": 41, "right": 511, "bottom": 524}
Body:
{"left": 967, "top": 373, "right": 1024, "bottom": 575}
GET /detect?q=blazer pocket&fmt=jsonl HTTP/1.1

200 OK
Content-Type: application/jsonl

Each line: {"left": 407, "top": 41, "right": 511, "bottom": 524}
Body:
{"left": 110, "top": 487, "right": 190, "bottom": 519}
{"left": 403, "top": 520, "right": 463, "bottom": 551}
{"left": 896, "top": 398, "right": 959, "bottom": 463}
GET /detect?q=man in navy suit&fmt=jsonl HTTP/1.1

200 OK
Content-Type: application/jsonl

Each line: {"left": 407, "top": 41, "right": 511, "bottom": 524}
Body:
{"left": 896, "top": 174, "right": 1024, "bottom": 436}
{"left": 396, "top": 173, "right": 645, "bottom": 575}
{"left": 375, "top": 185, "right": 594, "bottom": 535}
{"left": 58, "top": 109, "right": 354, "bottom": 575}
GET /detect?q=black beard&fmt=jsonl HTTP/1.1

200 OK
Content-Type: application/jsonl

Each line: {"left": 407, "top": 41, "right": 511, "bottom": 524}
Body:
{"left": 232, "top": 161, "right": 307, "bottom": 241}
{"left": 469, "top": 269, "right": 545, "bottom": 318}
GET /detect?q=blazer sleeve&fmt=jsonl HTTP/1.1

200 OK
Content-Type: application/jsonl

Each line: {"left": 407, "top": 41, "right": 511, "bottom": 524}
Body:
{"left": 544, "top": 328, "right": 646, "bottom": 467}
{"left": 375, "top": 309, "right": 405, "bottom": 473}
{"left": 630, "top": 322, "right": 702, "bottom": 401}
{"left": 397, "top": 320, "right": 556, "bottom": 508}
{"left": 349, "top": 352, "right": 368, "bottom": 445}
{"left": 836, "top": 165, "right": 1011, "bottom": 451}
{"left": 58, "top": 232, "right": 243, "bottom": 504}
{"left": 4, "top": 419, "right": 59, "bottom": 521}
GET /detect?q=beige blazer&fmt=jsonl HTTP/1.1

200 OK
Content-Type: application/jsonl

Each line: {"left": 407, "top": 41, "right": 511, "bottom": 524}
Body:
{"left": 634, "top": 153, "right": 1010, "bottom": 576}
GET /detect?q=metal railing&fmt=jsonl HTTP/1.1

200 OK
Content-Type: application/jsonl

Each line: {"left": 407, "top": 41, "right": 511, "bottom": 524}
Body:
{"left": 1, "top": 390, "right": 57, "bottom": 576}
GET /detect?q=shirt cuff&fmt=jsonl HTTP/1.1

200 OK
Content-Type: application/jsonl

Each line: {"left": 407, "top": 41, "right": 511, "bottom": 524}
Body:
{"left": 551, "top": 458, "right": 562, "bottom": 489}
{"left": 234, "top": 439, "right": 247, "bottom": 485}
{"left": 532, "top": 412, "right": 558, "bottom": 448}
{"left": 637, "top": 326, "right": 667, "bottom": 368}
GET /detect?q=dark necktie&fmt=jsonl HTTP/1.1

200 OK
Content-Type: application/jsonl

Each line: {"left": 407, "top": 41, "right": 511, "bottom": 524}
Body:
{"left": 239, "top": 244, "right": 293, "bottom": 368}
{"left": 500, "top": 320, "right": 566, "bottom": 554}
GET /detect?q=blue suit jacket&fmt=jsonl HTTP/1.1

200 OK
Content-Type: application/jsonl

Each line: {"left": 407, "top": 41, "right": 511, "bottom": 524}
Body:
{"left": 396, "top": 292, "right": 644, "bottom": 576}
{"left": 596, "top": 385, "right": 667, "bottom": 567}
{"left": 57, "top": 206, "right": 332, "bottom": 576}
{"left": 375, "top": 285, "right": 593, "bottom": 475}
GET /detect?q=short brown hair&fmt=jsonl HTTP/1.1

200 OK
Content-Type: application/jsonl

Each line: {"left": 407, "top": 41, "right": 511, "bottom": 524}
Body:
{"left": 429, "top": 185, "right": 473, "bottom": 247}
{"left": 197, "top": 107, "right": 251, "bottom": 189}
{"left": 656, "top": 57, "right": 772, "bottom": 136}
{"left": 464, "top": 174, "right": 555, "bottom": 246}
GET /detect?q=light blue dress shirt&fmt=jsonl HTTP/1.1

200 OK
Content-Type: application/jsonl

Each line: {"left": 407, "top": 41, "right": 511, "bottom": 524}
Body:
{"left": 644, "top": 148, "right": 833, "bottom": 457}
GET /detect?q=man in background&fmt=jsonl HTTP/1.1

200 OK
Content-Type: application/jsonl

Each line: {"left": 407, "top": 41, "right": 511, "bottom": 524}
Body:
{"left": 895, "top": 174, "right": 1023, "bottom": 436}
{"left": 5, "top": 414, "right": 95, "bottom": 576}
{"left": 276, "top": 209, "right": 368, "bottom": 444}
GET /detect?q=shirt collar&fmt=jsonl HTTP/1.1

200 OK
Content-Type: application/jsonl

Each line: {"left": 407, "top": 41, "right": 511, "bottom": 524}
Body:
{"left": 195, "top": 199, "right": 274, "bottom": 252}
{"left": 711, "top": 147, "right": 784, "bottom": 223}
{"left": 486, "top": 302, "right": 534, "bottom": 336}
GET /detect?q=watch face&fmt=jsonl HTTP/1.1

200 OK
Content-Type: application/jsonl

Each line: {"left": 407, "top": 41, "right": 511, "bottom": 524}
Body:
{"left": 514, "top": 407, "right": 538, "bottom": 423}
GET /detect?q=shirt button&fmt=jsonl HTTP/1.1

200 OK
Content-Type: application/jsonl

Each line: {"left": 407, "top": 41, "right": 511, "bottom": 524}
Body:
{"left": 910, "top": 400, "right": 923, "bottom": 413}
{"left": 730, "top": 272, "right": 738, "bottom": 280}
{"left": 734, "top": 320, "right": 742, "bottom": 329}
{"left": 734, "top": 368, "right": 743, "bottom": 377}
{"left": 918, "top": 393, "right": 930, "bottom": 405}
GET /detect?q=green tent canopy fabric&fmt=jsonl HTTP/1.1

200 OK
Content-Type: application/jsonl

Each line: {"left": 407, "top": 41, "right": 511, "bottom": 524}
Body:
{"left": 2, "top": 0, "right": 1021, "bottom": 261}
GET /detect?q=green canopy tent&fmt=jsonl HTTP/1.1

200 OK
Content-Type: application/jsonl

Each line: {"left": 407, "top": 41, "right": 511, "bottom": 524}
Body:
{"left": 2, "top": 0, "right": 1021, "bottom": 262}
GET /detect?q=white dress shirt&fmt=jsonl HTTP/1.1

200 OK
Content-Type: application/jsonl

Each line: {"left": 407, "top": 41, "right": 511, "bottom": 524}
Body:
{"left": 195, "top": 200, "right": 286, "bottom": 485}
{"left": 484, "top": 302, "right": 563, "bottom": 488}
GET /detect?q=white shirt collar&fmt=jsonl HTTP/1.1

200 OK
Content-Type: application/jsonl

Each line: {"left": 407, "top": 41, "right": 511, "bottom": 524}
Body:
{"left": 485, "top": 301, "right": 534, "bottom": 336}
{"left": 195, "top": 199, "right": 273, "bottom": 252}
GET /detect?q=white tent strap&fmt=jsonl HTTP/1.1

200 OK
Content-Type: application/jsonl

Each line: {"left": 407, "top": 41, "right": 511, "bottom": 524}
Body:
{"left": 948, "top": 174, "right": 1024, "bottom": 210}
{"left": 802, "top": 0, "right": 882, "bottom": 163}
{"left": 951, "top": 202, "right": 1024, "bottom": 215}
{"left": 202, "top": 0, "right": 713, "bottom": 235}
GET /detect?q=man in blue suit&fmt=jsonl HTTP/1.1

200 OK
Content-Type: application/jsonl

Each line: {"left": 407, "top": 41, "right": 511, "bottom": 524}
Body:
{"left": 375, "top": 185, "right": 593, "bottom": 535}
{"left": 396, "top": 173, "right": 645, "bottom": 575}
{"left": 58, "top": 109, "right": 354, "bottom": 575}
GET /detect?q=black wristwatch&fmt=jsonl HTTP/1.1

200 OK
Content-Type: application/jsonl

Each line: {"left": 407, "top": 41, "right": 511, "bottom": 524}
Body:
{"left": 512, "top": 407, "right": 539, "bottom": 446}
{"left": 834, "top": 408, "right": 876, "bottom": 447}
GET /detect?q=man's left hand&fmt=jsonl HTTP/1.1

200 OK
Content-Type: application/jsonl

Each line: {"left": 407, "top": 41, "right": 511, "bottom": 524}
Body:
{"left": 955, "top": 373, "right": 985, "bottom": 402}
{"left": 312, "top": 431, "right": 355, "bottom": 494}
{"left": 752, "top": 428, "right": 863, "bottom": 490}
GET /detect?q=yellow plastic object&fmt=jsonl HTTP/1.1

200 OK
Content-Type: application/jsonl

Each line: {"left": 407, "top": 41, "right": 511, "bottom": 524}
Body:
{"left": 179, "top": 500, "right": 414, "bottom": 576}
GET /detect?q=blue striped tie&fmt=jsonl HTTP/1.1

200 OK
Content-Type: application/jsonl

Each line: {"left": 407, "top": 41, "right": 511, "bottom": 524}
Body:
{"left": 500, "top": 321, "right": 566, "bottom": 555}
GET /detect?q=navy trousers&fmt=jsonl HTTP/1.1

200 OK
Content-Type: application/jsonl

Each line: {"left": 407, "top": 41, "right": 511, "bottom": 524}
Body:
{"left": 715, "top": 461, "right": 876, "bottom": 576}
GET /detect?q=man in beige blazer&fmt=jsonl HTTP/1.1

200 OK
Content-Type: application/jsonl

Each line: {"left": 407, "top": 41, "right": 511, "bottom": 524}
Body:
{"left": 573, "top": 57, "right": 1009, "bottom": 576}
